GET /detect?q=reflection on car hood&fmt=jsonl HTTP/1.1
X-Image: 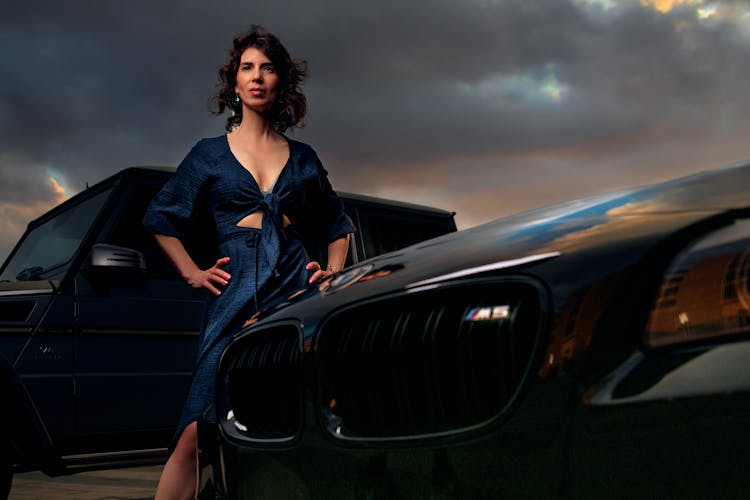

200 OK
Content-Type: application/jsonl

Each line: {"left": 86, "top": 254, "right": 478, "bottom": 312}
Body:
{"left": 262, "top": 161, "right": 750, "bottom": 320}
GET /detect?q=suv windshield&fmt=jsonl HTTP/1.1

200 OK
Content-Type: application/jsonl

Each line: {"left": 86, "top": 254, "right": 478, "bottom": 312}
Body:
{"left": 0, "top": 188, "right": 113, "bottom": 282}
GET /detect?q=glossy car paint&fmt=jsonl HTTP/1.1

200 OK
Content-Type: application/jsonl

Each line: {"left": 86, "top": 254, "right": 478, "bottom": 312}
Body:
{"left": 203, "top": 161, "right": 750, "bottom": 499}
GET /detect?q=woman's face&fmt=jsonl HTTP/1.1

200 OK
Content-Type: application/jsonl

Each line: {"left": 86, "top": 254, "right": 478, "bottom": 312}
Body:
{"left": 235, "top": 46, "right": 280, "bottom": 113}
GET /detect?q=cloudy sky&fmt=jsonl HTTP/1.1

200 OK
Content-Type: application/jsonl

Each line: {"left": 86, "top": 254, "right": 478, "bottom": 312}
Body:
{"left": 1, "top": 0, "right": 749, "bottom": 262}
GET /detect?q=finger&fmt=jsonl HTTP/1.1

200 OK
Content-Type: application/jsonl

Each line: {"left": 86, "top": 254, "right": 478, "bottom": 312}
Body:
{"left": 309, "top": 270, "right": 328, "bottom": 283}
{"left": 215, "top": 256, "right": 231, "bottom": 267}
{"left": 209, "top": 274, "right": 229, "bottom": 286}
{"left": 212, "top": 269, "right": 231, "bottom": 281}
{"left": 306, "top": 261, "right": 321, "bottom": 271}
{"left": 205, "top": 282, "right": 222, "bottom": 296}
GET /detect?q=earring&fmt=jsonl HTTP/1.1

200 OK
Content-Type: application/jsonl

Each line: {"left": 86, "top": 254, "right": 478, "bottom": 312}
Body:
{"left": 235, "top": 92, "right": 240, "bottom": 103}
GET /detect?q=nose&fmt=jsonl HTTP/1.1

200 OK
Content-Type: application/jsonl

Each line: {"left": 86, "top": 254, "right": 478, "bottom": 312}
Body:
{"left": 252, "top": 69, "right": 263, "bottom": 83}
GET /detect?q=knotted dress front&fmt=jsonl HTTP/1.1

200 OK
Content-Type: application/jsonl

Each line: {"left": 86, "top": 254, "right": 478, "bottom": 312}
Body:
{"left": 143, "top": 135, "right": 355, "bottom": 442}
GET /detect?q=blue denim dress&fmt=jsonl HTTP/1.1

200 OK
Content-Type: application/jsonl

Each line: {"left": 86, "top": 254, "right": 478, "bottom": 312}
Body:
{"left": 143, "top": 135, "right": 354, "bottom": 445}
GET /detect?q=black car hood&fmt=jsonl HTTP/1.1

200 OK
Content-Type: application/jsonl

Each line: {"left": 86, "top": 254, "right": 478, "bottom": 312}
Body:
{"left": 259, "top": 161, "right": 750, "bottom": 321}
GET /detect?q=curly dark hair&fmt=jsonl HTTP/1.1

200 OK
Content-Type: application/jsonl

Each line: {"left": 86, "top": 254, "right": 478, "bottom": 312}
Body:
{"left": 210, "top": 25, "right": 308, "bottom": 133}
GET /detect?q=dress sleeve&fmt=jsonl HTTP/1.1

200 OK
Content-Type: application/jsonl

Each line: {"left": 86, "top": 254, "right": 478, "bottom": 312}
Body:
{"left": 143, "top": 142, "right": 212, "bottom": 239}
{"left": 313, "top": 153, "right": 356, "bottom": 243}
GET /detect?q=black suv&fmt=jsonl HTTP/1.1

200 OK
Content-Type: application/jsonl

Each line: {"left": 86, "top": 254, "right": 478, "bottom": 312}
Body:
{"left": 0, "top": 167, "right": 456, "bottom": 498}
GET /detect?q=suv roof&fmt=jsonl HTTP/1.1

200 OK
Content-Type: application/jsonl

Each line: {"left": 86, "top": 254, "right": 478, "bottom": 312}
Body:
{"left": 28, "top": 166, "right": 454, "bottom": 226}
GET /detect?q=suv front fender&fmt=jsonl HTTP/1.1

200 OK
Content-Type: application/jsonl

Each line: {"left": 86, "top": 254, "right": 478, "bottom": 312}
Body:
{"left": 0, "top": 358, "right": 60, "bottom": 475}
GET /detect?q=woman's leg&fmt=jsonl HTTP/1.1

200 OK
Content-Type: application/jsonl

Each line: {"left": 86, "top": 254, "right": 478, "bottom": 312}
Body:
{"left": 155, "top": 421, "right": 198, "bottom": 500}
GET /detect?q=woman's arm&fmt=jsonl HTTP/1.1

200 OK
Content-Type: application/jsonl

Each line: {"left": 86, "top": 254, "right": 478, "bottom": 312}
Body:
{"left": 307, "top": 234, "right": 350, "bottom": 283}
{"left": 153, "top": 233, "right": 231, "bottom": 296}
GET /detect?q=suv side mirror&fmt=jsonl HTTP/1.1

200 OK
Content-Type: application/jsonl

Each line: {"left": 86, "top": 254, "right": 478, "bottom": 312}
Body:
{"left": 88, "top": 244, "right": 146, "bottom": 273}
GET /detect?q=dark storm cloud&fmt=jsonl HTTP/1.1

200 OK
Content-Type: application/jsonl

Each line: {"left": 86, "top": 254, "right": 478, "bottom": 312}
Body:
{"left": 266, "top": 0, "right": 750, "bottom": 198}
{"left": 286, "top": 0, "right": 750, "bottom": 224}
{"left": 1, "top": 0, "right": 750, "bottom": 261}
{"left": 309, "top": 0, "right": 750, "bottom": 158}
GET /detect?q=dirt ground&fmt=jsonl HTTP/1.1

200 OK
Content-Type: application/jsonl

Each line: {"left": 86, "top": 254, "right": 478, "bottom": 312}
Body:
{"left": 8, "top": 465, "right": 161, "bottom": 500}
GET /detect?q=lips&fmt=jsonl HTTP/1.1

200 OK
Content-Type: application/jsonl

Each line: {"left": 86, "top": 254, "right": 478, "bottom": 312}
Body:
{"left": 249, "top": 88, "right": 265, "bottom": 97}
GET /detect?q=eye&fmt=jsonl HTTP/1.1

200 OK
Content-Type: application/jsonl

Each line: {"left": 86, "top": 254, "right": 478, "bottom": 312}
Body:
{"left": 262, "top": 64, "right": 275, "bottom": 73}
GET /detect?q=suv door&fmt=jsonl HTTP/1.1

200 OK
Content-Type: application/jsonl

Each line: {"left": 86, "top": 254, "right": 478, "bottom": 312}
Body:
{"left": 72, "top": 177, "right": 209, "bottom": 444}
{"left": 9, "top": 186, "right": 114, "bottom": 443}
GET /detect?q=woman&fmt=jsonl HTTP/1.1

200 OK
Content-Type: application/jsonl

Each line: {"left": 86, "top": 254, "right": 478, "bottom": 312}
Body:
{"left": 144, "top": 26, "right": 354, "bottom": 499}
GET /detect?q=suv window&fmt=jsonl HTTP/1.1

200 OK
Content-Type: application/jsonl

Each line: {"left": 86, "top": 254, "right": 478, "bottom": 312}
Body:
{"left": 356, "top": 209, "right": 456, "bottom": 260}
{"left": 0, "top": 187, "right": 113, "bottom": 282}
{"left": 102, "top": 180, "right": 217, "bottom": 280}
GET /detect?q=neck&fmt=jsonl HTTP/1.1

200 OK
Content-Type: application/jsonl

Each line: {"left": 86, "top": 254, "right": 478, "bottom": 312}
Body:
{"left": 234, "top": 108, "right": 277, "bottom": 141}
